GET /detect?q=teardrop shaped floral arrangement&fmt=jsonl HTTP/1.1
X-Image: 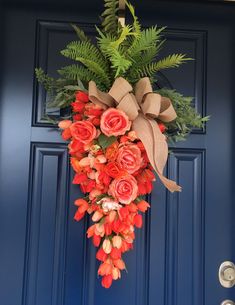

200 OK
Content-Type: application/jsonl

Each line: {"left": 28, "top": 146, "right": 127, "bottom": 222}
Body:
{"left": 36, "top": 0, "right": 208, "bottom": 288}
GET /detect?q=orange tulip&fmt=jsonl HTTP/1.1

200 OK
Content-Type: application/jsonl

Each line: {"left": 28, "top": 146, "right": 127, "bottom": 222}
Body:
{"left": 104, "top": 223, "right": 112, "bottom": 236}
{"left": 101, "top": 274, "right": 113, "bottom": 289}
{"left": 74, "top": 199, "right": 89, "bottom": 214}
{"left": 107, "top": 210, "right": 117, "bottom": 223}
{"left": 61, "top": 128, "right": 72, "bottom": 140}
{"left": 87, "top": 224, "right": 95, "bottom": 238}
{"left": 92, "top": 210, "right": 103, "bottom": 222}
{"left": 113, "top": 259, "right": 126, "bottom": 270}
{"left": 137, "top": 200, "right": 150, "bottom": 212}
{"left": 74, "top": 210, "right": 85, "bottom": 222}
{"left": 110, "top": 247, "right": 121, "bottom": 260}
{"left": 102, "top": 239, "right": 112, "bottom": 254}
{"left": 112, "top": 267, "right": 121, "bottom": 280}
{"left": 92, "top": 234, "right": 101, "bottom": 247}
{"left": 58, "top": 120, "right": 72, "bottom": 129}
{"left": 128, "top": 202, "right": 138, "bottom": 213}
{"left": 98, "top": 262, "right": 112, "bottom": 276}
{"left": 112, "top": 235, "right": 122, "bottom": 249}
{"left": 96, "top": 248, "right": 108, "bottom": 262}
{"left": 70, "top": 158, "right": 82, "bottom": 173}
{"left": 134, "top": 214, "right": 143, "bottom": 228}
{"left": 119, "top": 207, "right": 129, "bottom": 220}
{"left": 95, "top": 223, "right": 105, "bottom": 237}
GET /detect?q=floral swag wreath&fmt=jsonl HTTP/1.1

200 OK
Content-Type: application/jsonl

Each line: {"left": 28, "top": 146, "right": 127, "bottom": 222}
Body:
{"left": 36, "top": 0, "right": 208, "bottom": 289}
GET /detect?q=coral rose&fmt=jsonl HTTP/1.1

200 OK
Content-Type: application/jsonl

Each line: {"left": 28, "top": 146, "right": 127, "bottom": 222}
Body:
{"left": 117, "top": 144, "right": 142, "bottom": 174}
{"left": 108, "top": 174, "right": 138, "bottom": 205}
{"left": 100, "top": 108, "right": 131, "bottom": 137}
{"left": 70, "top": 121, "right": 97, "bottom": 144}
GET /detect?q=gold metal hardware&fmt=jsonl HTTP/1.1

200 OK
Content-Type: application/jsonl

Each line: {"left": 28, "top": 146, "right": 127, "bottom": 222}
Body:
{"left": 118, "top": 0, "right": 126, "bottom": 27}
{"left": 219, "top": 261, "right": 235, "bottom": 288}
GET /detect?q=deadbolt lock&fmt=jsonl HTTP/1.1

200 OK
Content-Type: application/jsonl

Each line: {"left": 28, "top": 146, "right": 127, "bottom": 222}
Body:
{"left": 219, "top": 261, "right": 235, "bottom": 288}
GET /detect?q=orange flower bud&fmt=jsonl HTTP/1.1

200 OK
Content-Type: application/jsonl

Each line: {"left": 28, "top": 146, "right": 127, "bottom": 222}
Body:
{"left": 110, "top": 247, "right": 121, "bottom": 260}
{"left": 95, "top": 223, "right": 105, "bottom": 237}
{"left": 98, "top": 262, "right": 112, "bottom": 276}
{"left": 113, "top": 259, "right": 126, "bottom": 270}
{"left": 112, "top": 235, "right": 122, "bottom": 249}
{"left": 137, "top": 200, "right": 150, "bottom": 212}
{"left": 104, "top": 223, "right": 112, "bottom": 236}
{"left": 134, "top": 214, "right": 143, "bottom": 228}
{"left": 112, "top": 267, "right": 121, "bottom": 280}
{"left": 74, "top": 210, "right": 85, "bottom": 222}
{"left": 87, "top": 224, "right": 95, "bottom": 238}
{"left": 79, "top": 157, "right": 91, "bottom": 167}
{"left": 92, "top": 210, "right": 103, "bottom": 222}
{"left": 107, "top": 210, "right": 117, "bottom": 223}
{"left": 61, "top": 128, "right": 72, "bottom": 140}
{"left": 96, "top": 248, "right": 108, "bottom": 262}
{"left": 102, "top": 239, "right": 112, "bottom": 254}
{"left": 128, "top": 202, "right": 138, "bottom": 213}
{"left": 74, "top": 198, "right": 88, "bottom": 207}
{"left": 92, "top": 234, "right": 101, "bottom": 247}
{"left": 70, "top": 158, "right": 82, "bottom": 173}
{"left": 58, "top": 120, "right": 72, "bottom": 129}
{"left": 101, "top": 274, "right": 113, "bottom": 288}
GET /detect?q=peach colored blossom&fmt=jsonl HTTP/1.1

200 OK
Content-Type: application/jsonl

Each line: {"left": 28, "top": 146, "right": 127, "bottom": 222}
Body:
{"left": 92, "top": 210, "right": 103, "bottom": 222}
{"left": 100, "top": 108, "right": 131, "bottom": 137}
{"left": 58, "top": 120, "right": 72, "bottom": 129}
{"left": 116, "top": 144, "right": 142, "bottom": 174}
{"left": 112, "top": 267, "right": 121, "bottom": 280}
{"left": 70, "top": 121, "right": 96, "bottom": 144}
{"left": 95, "top": 223, "right": 105, "bottom": 237}
{"left": 112, "top": 235, "right": 122, "bottom": 249}
{"left": 102, "top": 239, "right": 112, "bottom": 254}
{"left": 108, "top": 174, "right": 138, "bottom": 205}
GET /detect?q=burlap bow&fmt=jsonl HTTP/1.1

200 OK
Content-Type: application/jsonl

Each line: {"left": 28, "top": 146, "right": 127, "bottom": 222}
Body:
{"left": 89, "top": 77, "right": 181, "bottom": 192}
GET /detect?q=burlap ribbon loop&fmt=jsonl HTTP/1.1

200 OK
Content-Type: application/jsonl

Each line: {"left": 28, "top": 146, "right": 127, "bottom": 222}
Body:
{"left": 89, "top": 77, "right": 182, "bottom": 192}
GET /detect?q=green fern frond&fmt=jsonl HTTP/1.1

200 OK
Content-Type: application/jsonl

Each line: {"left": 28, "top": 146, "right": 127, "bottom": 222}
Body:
{"left": 151, "top": 54, "right": 191, "bottom": 71}
{"left": 101, "top": 0, "right": 119, "bottom": 35}
{"left": 125, "top": 1, "right": 141, "bottom": 35}
{"left": 76, "top": 57, "right": 111, "bottom": 87}
{"left": 97, "top": 25, "right": 137, "bottom": 77}
{"left": 58, "top": 64, "right": 95, "bottom": 82}
{"left": 61, "top": 40, "right": 110, "bottom": 86}
{"left": 61, "top": 41, "right": 108, "bottom": 72}
{"left": 133, "top": 54, "right": 191, "bottom": 79}
{"left": 71, "top": 24, "right": 90, "bottom": 42}
{"left": 128, "top": 27, "right": 165, "bottom": 57}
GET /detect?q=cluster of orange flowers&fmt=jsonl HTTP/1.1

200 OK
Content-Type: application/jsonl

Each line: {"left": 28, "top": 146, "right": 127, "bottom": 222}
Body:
{"left": 59, "top": 90, "right": 164, "bottom": 288}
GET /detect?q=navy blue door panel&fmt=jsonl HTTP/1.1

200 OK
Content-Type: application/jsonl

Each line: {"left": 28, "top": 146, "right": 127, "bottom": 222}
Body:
{"left": 0, "top": 1, "right": 235, "bottom": 305}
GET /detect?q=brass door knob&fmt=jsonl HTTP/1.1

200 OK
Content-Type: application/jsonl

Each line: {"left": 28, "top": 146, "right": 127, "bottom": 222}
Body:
{"left": 219, "top": 261, "right": 235, "bottom": 288}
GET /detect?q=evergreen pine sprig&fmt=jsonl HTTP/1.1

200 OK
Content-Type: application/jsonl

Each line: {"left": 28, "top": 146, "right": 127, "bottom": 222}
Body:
{"left": 157, "top": 88, "right": 210, "bottom": 141}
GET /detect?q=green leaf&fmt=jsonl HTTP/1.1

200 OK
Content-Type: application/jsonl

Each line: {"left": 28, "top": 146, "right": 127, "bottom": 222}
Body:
{"left": 98, "top": 134, "right": 117, "bottom": 149}
{"left": 101, "top": 0, "right": 119, "bottom": 35}
{"left": 71, "top": 24, "right": 90, "bottom": 42}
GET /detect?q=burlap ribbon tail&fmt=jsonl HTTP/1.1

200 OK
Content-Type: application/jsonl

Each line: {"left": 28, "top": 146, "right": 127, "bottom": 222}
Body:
{"left": 89, "top": 77, "right": 181, "bottom": 193}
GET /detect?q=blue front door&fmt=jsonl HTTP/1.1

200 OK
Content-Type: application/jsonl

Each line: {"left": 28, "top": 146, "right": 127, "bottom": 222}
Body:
{"left": 0, "top": 1, "right": 234, "bottom": 305}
